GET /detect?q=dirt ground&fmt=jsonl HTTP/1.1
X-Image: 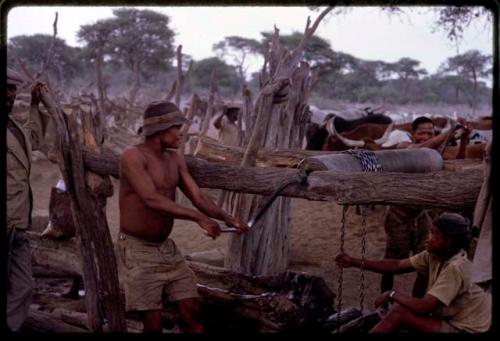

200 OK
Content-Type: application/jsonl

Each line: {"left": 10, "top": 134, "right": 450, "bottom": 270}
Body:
{"left": 30, "top": 155, "right": 415, "bottom": 313}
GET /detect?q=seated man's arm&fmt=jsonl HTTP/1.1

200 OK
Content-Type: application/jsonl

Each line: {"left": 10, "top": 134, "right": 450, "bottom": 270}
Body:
{"left": 385, "top": 292, "right": 443, "bottom": 315}
{"left": 174, "top": 153, "right": 249, "bottom": 233}
{"left": 336, "top": 254, "right": 415, "bottom": 274}
{"left": 120, "top": 148, "right": 207, "bottom": 223}
{"left": 405, "top": 131, "right": 450, "bottom": 150}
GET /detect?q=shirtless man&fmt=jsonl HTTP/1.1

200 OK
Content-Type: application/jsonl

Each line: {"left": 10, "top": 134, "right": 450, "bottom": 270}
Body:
{"left": 117, "top": 101, "right": 249, "bottom": 333}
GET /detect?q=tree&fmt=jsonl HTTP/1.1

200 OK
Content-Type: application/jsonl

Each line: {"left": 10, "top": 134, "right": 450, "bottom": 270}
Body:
{"left": 8, "top": 34, "right": 84, "bottom": 86}
{"left": 213, "top": 36, "right": 262, "bottom": 86}
{"left": 388, "top": 57, "right": 428, "bottom": 92}
{"left": 438, "top": 50, "right": 491, "bottom": 113}
{"left": 104, "top": 8, "right": 176, "bottom": 107}
{"left": 189, "top": 57, "right": 240, "bottom": 95}
{"left": 260, "top": 31, "right": 336, "bottom": 69}
{"left": 78, "top": 19, "right": 115, "bottom": 115}
{"left": 432, "top": 6, "right": 493, "bottom": 42}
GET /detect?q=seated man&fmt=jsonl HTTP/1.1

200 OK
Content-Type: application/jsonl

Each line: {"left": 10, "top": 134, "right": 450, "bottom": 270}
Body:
{"left": 336, "top": 212, "right": 491, "bottom": 333}
{"left": 382, "top": 116, "right": 471, "bottom": 297}
{"left": 118, "top": 101, "right": 249, "bottom": 333}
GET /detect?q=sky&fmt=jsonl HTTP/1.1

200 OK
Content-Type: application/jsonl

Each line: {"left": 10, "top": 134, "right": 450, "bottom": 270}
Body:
{"left": 6, "top": 6, "right": 493, "bottom": 78}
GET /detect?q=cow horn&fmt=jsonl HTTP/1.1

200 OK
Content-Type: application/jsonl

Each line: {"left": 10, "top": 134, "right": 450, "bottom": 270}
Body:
{"left": 440, "top": 118, "right": 452, "bottom": 134}
{"left": 330, "top": 120, "right": 365, "bottom": 147}
{"left": 374, "top": 123, "right": 394, "bottom": 145}
{"left": 325, "top": 116, "right": 336, "bottom": 135}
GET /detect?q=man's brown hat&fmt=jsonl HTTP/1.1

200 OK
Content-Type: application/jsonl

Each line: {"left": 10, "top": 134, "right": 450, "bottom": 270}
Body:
{"left": 137, "top": 101, "right": 191, "bottom": 136}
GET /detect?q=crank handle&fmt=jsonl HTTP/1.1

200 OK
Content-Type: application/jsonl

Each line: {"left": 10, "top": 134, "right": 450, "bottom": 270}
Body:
{"left": 220, "top": 226, "right": 239, "bottom": 233}
{"left": 220, "top": 222, "right": 254, "bottom": 233}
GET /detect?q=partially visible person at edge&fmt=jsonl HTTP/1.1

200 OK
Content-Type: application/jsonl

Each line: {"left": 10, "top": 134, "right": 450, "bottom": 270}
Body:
{"left": 117, "top": 100, "right": 249, "bottom": 333}
{"left": 7, "top": 69, "right": 50, "bottom": 331}
{"left": 381, "top": 116, "right": 471, "bottom": 298}
{"left": 336, "top": 212, "right": 491, "bottom": 333}
{"left": 213, "top": 105, "right": 240, "bottom": 147}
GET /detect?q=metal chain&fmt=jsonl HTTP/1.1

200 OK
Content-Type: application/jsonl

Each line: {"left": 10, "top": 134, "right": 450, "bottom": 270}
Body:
{"left": 336, "top": 205, "right": 348, "bottom": 333}
{"left": 341, "top": 149, "right": 381, "bottom": 316}
{"left": 359, "top": 205, "right": 367, "bottom": 314}
{"left": 342, "top": 149, "right": 382, "bottom": 172}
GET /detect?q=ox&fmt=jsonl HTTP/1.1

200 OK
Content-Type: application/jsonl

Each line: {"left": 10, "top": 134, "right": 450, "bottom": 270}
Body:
{"left": 442, "top": 142, "right": 488, "bottom": 160}
{"left": 305, "top": 114, "right": 395, "bottom": 151}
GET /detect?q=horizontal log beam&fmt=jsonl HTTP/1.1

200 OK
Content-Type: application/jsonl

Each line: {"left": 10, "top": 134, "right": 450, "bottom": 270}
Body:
{"left": 27, "top": 232, "right": 334, "bottom": 332}
{"left": 192, "top": 136, "right": 330, "bottom": 167}
{"left": 25, "top": 308, "right": 88, "bottom": 333}
{"left": 82, "top": 147, "right": 482, "bottom": 210}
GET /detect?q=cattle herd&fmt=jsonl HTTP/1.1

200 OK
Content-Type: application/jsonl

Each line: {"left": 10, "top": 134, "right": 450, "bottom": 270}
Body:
{"left": 305, "top": 106, "right": 492, "bottom": 160}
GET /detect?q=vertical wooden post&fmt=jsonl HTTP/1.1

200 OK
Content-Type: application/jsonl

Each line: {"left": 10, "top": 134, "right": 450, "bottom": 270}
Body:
{"left": 225, "top": 8, "right": 332, "bottom": 276}
{"left": 39, "top": 87, "right": 127, "bottom": 332}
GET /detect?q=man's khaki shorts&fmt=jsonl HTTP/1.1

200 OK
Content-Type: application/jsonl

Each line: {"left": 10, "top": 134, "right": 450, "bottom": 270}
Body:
{"left": 116, "top": 232, "right": 198, "bottom": 312}
{"left": 440, "top": 320, "right": 464, "bottom": 333}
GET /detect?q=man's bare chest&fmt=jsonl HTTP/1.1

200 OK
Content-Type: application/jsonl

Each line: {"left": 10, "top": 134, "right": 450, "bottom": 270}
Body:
{"left": 145, "top": 153, "right": 179, "bottom": 191}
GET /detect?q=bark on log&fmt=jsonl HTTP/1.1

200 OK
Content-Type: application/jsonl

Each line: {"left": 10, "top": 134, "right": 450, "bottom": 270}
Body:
{"left": 79, "top": 149, "right": 482, "bottom": 210}
{"left": 193, "top": 136, "right": 330, "bottom": 167}
{"left": 199, "top": 69, "right": 218, "bottom": 138}
{"left": 39, "top": 85, "right": 126, "bottom": 332}
{"left": 24, "top": 308, "right": 89, "bottom": 333}
{"left": 174, "top": 45, "right": 183, "bottom": 107}
{"left": 27, "top": 231, "right": 335, "bottom": 332}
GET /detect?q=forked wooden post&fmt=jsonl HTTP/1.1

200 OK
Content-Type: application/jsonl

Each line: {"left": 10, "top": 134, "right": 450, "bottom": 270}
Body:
{"left": 39, "top": 86, "right": 127, "bottom": 332}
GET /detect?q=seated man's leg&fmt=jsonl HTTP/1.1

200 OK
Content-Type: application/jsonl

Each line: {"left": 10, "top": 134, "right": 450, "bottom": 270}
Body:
{"left": 370, "top": 304, "right": 441, "bottom": 333}
{"left": 382, "top": 206, "right": 413, "bottom": 293}
{"left": 176, "top": 298, "right": 204, "bottom": 333}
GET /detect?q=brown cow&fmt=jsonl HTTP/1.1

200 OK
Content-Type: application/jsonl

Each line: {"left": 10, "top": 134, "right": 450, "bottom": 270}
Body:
{"left": 468, "top": 116, "right": 492, "bottom": 130}
{"left": 442, "top": 142, "right": 487, "bottom": 160}
{"left": 322, "top": 117, "right": 394, "bottom": 151}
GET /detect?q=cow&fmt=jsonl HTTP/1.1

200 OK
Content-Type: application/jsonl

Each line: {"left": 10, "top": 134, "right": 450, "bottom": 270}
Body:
{"left": 442, "top": 142, "right": 488, "bottom": 160}
{"left": 305, "top": 113, "right": 395, "bottom": 151}
{"left": 323, "top": 117, "right": 394, "bottom": 151}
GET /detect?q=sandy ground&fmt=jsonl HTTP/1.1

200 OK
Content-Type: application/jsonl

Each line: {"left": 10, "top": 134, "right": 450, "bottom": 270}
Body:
{"left": 31, "top": 155, "right": 415, "bottom": 312}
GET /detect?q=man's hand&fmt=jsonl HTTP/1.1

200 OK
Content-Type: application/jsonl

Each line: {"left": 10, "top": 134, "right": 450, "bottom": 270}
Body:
{"left": 335, "top": 252, "right": 356, "bottom": 268}
{"left": 224, "top": 215, "right": 250, "bottom": 234}
{"left": 198, "top": 216, "right": 221, "bottom": 239}
{"left": 456, "top": 117, "right": 471, "bottom": 141}
{"left": 31, "top": 81, "right": 45, "bottom": 106}
{"left": 374, "top": 290, "right": 392, "bottom": 308}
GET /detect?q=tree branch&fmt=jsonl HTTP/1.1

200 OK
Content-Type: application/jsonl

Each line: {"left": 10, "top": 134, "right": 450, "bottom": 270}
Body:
{"left": 36, "top": 12, "right": 59, "bottom": 79}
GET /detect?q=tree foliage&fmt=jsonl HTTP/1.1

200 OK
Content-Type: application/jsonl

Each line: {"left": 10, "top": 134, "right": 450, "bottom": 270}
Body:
{"left": 189, "top": 57, "right": 240, "bottom": 94}
{"left": 8, "top": 34, "right": 85, "bottom": 80}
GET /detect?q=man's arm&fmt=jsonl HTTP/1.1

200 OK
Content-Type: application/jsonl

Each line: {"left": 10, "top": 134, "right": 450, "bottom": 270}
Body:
{"left": 121, "top": 148, "right": 209, "bottom": 224}
{"left": 403, "top": 132, "right": 450, "bottom": 150}
{"left": 27, "top": 82, "right": 51, "bottom": 151}
{"left": 335, "top": 252, "right": 414, "bottom": 274}
{"left": 213, "top": 113, "right": 225, "bottom": 130}
{"left": 173, "top": 153, "right": 249, "bottom": 233}
{"left": 455, "top": 118, "right": 471, "bottom": 159}
{"left": 381, "top": 291, "right": 442, "bottom": 314}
